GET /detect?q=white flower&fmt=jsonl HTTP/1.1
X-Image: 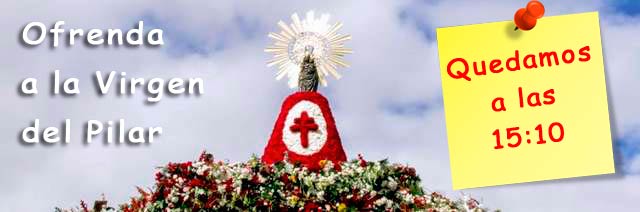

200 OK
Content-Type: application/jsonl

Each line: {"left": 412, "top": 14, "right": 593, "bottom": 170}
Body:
{"left": 370, "top": 191, "right": 377, "bottom": 197}
{"left": 241, "top": 167, "right": 251, "bottom": 177}
{"left": 387, "top": 178, "right": 398, "bottom": 190}
{"left": 316, "top": 191, "right": 325, "bottom": 200}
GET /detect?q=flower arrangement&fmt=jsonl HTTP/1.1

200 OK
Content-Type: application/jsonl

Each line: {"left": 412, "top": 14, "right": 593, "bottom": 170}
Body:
{"left": 60, "top": 152, "right": 492, "bottom": 211}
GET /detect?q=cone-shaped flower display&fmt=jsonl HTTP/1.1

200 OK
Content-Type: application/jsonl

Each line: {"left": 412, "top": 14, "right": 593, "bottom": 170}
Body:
{"left": 262, "top": 91, "right": 347, "bottom": 170}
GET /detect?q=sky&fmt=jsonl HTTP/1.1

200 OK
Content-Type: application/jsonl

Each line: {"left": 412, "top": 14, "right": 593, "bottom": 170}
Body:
{"left": 0, "top": 0, "right": 639, "bottom": 211}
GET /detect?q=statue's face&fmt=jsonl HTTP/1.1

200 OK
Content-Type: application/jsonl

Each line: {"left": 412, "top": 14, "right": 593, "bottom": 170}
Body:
{"left": 302, "top": 55, "right": 315, "bottom": 68}
{"left": 304, "top": 45, "right": 315, "bottom": 56}
{"left": 304, "top": 63, "right": 310, "bottom": 68}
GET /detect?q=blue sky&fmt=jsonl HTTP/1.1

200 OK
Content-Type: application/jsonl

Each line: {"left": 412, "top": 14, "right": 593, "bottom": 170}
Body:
{"left": 611, "top": 0, "right": 640, "bottom": 16}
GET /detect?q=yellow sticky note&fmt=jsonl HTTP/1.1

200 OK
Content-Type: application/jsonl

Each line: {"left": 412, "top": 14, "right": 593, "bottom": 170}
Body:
{"left": 436, "top": 12, "right": 614, "bottom": 189}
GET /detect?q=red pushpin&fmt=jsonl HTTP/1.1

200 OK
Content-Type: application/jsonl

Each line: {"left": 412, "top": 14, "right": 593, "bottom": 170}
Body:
{"left": 514, "top": 0, "right": 545, "bottom": 31}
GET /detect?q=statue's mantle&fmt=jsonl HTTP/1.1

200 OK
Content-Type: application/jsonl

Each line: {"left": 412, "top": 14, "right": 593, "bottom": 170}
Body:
{"left": 262, "top": 92, "right": 347, "bottom": 169}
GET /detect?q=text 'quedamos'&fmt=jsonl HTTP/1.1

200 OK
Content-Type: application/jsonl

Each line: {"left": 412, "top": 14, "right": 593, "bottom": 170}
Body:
{"left": 446, "top": 45, "right": 591, "bottom": 81}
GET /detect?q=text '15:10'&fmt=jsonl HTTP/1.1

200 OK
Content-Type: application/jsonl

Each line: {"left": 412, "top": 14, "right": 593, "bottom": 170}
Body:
{"left": 493, "top": 122, "right": 564, "bottom": 149}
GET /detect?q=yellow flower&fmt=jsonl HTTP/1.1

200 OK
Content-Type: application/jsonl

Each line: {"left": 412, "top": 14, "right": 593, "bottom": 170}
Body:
{"left": 338, "top": 203, "right": 347, "bottom": 212}
{"left": 289, "top": 175, "right": 298, "bottom": 183}
{"left": 289, "top": 195, "right": 299, "bottom": 205}
{"left": 319, "top": 160, "right": 328, "bottom": 168}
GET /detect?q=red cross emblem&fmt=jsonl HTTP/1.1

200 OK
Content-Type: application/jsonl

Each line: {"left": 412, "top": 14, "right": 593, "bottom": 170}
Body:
{"left": 289, "top": 111, "right": 318, "bottom": 148}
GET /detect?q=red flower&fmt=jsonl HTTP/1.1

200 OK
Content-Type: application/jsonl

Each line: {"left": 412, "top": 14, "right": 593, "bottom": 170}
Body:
{"left": 199, "top": 151, "right": 214, "bottom": 163}
{"left": 349, "top": 189, "right": 360, "bottom": 203}
{"left": 129, "top": 197, "right": 143, "bottom": 210}
{"left": 414, "top": 196, "right": 427, "bottom": 208}
{"left": 162, "top": 189, "right": 171, "bottom": 198}
{"left": 188, "top": 178, "right": 204, "bottom": 187}
{"left": 334, "top": 163, "right": 342, "bottom": 171}
{"left": 281, "top": 173, "right": 290, "bottom": 185}
{"left": 304, "top": 202, "right": 322, "bottom": 212}
{"left": 136, "top": 187, "right": 151, "bottom": 205}
{"left": 208, "top": 180, "right": 218, "bottom": 191}
{"left": 155, "top": 171, "right": 164, "bottom": 181}
{"left": 224, "top": 179, "right": 234, "bottom": 193}
{"left": 357, "top": 154, "right": 367, "bottom": 167}
{"left": 406, "top": 167, "right": 416, "bottom": 177}
{"left": 431, "top": 192, "right": 443, "bottom": 199}
{"left": 467, "top": 197, "right": 480, "bottom": 209}
{"left": 180, "top": 161, "right": 192, "bottom": 171}
{"left": 256, "top": 199, "right": 271, "bottom": 208}
{"left": 205, "top": 197, "right": 217, "bottom": 208}
{"left": 260, "top": 166, "right": 273, "bottom": 175}
{"left": 167, "top": 163, "right": 178, "bottom": 173}
{"left": 79, "top": 200, "right": 89, "bottom": 212}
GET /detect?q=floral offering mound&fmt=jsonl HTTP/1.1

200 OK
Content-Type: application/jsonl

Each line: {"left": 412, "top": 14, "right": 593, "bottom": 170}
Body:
{"left": 107, "top": 152, "right": 489, "bottom": 211}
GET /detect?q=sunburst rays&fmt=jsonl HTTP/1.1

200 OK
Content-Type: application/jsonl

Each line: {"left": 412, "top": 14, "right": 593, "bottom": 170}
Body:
{"left": 265, "top": 11, "right": 352, "bottom": 88}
